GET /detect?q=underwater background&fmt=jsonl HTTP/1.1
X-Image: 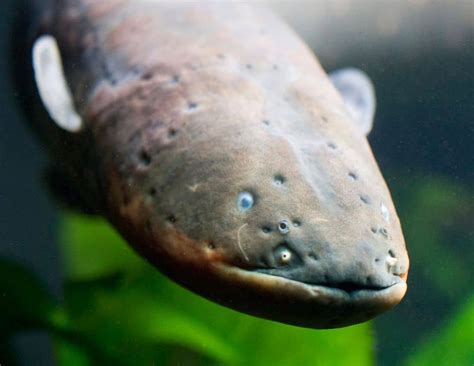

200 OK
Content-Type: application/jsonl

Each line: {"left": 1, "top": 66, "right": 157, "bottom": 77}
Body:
{"left": 0, "top": 1, "right": 472, "bottom": 365}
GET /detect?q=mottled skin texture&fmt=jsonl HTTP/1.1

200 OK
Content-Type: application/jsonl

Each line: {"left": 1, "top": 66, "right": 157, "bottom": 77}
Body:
{"left": 27, "top": 0, "right": 409, "bottom": 328}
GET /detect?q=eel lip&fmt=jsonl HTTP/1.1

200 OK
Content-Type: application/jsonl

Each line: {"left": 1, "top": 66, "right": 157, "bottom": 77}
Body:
{"left": 302, "top": 278, "right": 407, "bottom": 303}
{"left": 212, "top": 263, "right": 407, "bottom": 328}
{"left": 244, "top": 267, "right": 407, "bottom": 303}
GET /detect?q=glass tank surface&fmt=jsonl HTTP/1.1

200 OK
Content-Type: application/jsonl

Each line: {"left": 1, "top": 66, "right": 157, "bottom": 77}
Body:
{"left": 0, "top": 1, "right": 472, "bottom": 365}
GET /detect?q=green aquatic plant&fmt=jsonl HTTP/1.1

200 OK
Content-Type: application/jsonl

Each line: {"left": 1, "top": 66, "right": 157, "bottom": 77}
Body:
{"left": 404, "top": 295, "right": 474, "bottom": 365}
{"left": 56, "top": 214, "right": 374, "bottom": 365}
{"left": 0, "top": 213, "right": 374, "bottom": 366}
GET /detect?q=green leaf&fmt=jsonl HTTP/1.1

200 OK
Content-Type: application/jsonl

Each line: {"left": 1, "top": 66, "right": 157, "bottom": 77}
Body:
{"left": 53, "top": 337, "right": 92, "bottom": 366}
{"left": 69, "top": 286, "right": 238, "bottom": 364}
{"left": 0, "top": 258, "right": 62, "bottom": 332}
{"left": 134, "top": 267, "right": 374, "bottom": 366}
{"left": 59, "top": 214, "right": 144, "bottom": 281}
{"left": 58, "top": 213, "right": 375, "bottom": 365}
{"left": 404, "top": 295, "right": 474, "bottom": 365}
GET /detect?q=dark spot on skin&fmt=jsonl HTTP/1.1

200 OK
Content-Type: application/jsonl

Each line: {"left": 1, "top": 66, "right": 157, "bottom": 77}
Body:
{"left": 246, "top": 64, "right": 253, "bottom": 70}
{"left": 388, "top": 249, "right": 396, "bottom": 258}
{"left": 273, "top": 175, "right": 285, "bottom": 186}
{"left": 366, "top": 275, "right": 378, "bottom": 286}
{"left": 292, "top": 220, "right": 301, "bottom": 227}
{"left": 168, "top": 128, "right": 178, "bottom": 138}
{"left": 262, "top": 120, "right": 270, "bottom": 126}
{"left": 327, "top": 142, "right": 337, "bottom": 150}
{"left": 273, "top": 64, "right": 278, "bottom": 70}
{"left": 322, "top": 116, "right": 328, "bottom": 122}
{"left": 139, "top": 150, "right": 152, "bottom": 166}
{"left": 348, "top": 172, "right": 358, "bottom": 181}
{"left": 141, "top": 72, "right": 153, "bottom": 80}
{"left": 371, "top": 227, "right": 378, "bottom": 234}
{"left": 149, "top": 187, "right": 157, "bottom": 197}
{"left": 217, "top": 53, "right": 225, "bottom": 60}
{"left": 375, "top": 258, "right": 381, "bottom": 263}
{"left": 167, "top": 215, "right": 177, "bottom": 223}
{"left": 188, "top": 102, "right": 198, "bottom": 111}
{"left": 360, "top": 195, "right": 371, "bottom": 204}
{"left": 262, "top": 226, "right": 272, "bottom": 234}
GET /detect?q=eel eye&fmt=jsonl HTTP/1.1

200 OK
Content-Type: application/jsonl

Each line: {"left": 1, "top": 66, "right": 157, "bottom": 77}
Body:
{"left": 237, "top": 192, "right": 254, "bottom": 211}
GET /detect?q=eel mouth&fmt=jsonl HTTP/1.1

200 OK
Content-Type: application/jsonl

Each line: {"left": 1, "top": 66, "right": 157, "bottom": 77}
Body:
{"left": 247, "top": 267, "right": 407, "bottom": 301}
{"left": 247, "top": 263, "right": 407, "bottom": 298}
{"left": 212, "top": 263, "right": 407, "bottom": 328}
{"left": 255, "top": 271, "right": 405, "bottom": 297}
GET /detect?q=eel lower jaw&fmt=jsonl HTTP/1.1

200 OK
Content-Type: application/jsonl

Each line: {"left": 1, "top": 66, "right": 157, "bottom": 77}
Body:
{"left": 258, "top": 272, "right": 407, "bottom": 301}
{"left": 212, "top": 263, "right": 407, "bottom": 328}
{"left": 244, "top": 265, "right": 407, "bottom": 303}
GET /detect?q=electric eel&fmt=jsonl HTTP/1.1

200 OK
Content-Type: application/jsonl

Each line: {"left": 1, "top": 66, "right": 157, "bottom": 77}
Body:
{"left": 18, "top": 0, "right": 410, "bottom": 328}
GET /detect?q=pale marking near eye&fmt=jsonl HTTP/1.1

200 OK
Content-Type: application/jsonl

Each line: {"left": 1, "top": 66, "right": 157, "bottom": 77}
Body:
{"left": 33, "top": 35, "right": 82, "bottom": 132}
{"left": 237, "top": 223, "right": 249, "bottom": 262}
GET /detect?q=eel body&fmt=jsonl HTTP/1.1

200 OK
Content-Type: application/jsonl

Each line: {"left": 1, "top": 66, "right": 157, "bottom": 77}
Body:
{"left": 22, "top": 0, "right": 409, "bottom": 328}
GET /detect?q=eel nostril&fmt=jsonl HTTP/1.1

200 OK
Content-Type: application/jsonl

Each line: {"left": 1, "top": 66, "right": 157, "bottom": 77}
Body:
{"left": 278, "top": 220, "right": 290, "bottom": 234}
{"left": 386, "top": 250, "right": 398, "bottom": 273}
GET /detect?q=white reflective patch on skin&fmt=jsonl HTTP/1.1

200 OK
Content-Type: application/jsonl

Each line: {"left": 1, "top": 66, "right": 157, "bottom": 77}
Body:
{"left": 32, "top": 35, "right": 82, "bottom": 132}
{"left": 386, "top": 255, "right": 398, "bottom": 267}
{"left": 380, "top": 203, "right": 390, "bottom": 222}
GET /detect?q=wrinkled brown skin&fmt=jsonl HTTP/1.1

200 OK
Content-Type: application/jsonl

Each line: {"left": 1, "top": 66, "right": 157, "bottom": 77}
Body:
{"left": 28, "top": 0, "right": 409, "bottom": 328}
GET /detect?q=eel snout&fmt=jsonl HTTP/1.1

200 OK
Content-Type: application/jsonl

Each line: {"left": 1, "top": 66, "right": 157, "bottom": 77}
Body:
{"left": 252, "top": 237, "right": 407, "bottom": 291}
{"left": 212, "top": 218, "right": 409, "bottom": 328}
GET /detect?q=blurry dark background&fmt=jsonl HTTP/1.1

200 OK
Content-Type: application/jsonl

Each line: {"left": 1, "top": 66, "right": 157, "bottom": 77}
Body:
{"left": 1, "top": 1, "right": 472, "bottom": 365}
{"left": 0, "top": 0, "right": 59, "bottom": 365}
